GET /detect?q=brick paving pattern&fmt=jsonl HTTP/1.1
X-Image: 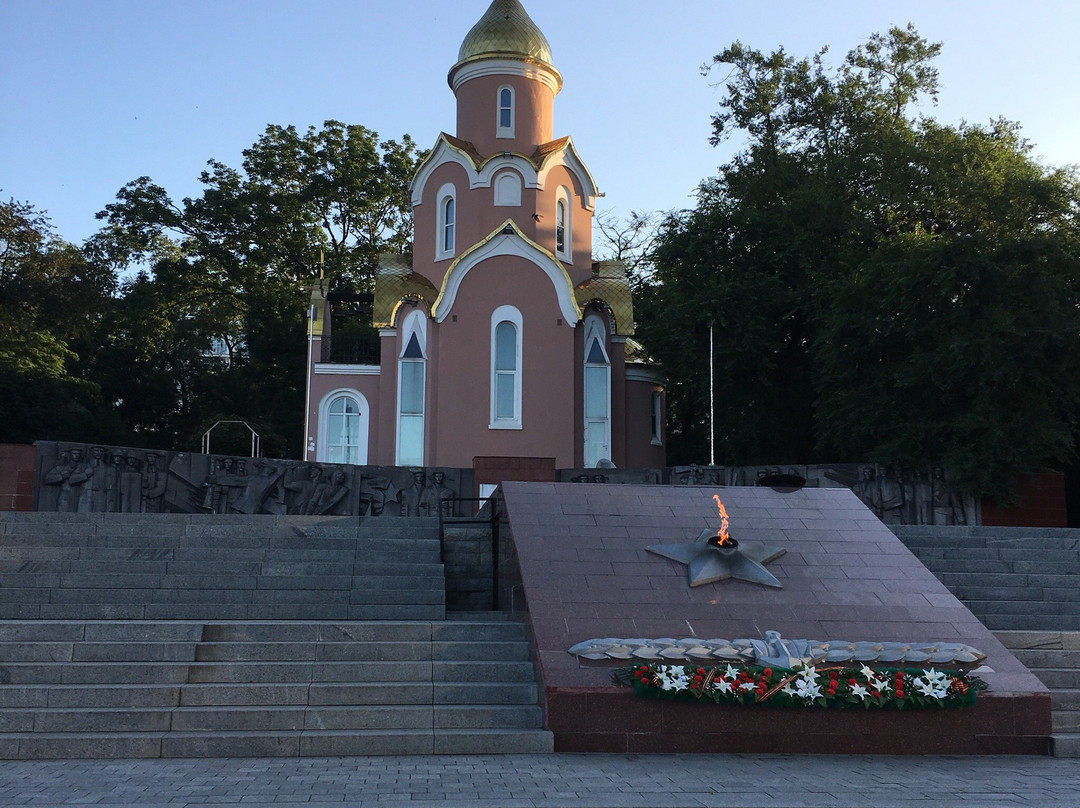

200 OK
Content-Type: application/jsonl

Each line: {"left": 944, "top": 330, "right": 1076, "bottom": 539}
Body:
{"left": 0, "top": 754, "right": 1077, "bottom": 807}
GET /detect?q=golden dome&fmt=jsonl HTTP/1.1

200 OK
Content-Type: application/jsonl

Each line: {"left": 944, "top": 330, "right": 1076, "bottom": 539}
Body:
{"left": 456, "top": 0, "right": 553, "bottom": 67}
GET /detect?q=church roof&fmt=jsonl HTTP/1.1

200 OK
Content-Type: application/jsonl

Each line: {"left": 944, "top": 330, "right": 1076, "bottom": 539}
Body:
{"left": 372, "top": 254, "right": 438, "bottom": 328}
{"left": 456, "top": 0, "right": 553, "bottom": 68}
{"left": 576, "top": 261, "right": 635, "bottom": 336}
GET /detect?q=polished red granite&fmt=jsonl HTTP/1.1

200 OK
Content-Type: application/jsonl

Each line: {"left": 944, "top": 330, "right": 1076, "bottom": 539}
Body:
{"left": 498, "top": 482, "right": 1052, "bottom": 755}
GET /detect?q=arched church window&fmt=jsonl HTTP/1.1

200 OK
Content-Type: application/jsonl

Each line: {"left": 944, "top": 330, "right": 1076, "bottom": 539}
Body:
{"left": 397, "top": 311, "right": 427, "bottom": 465}
{"left": 318, "top": 390, "right": 369, "bottom": 465}
{"left": 490, "top": 305, "right": 523, "bottom": 429}
{"left": 583, "top": 315, "right": 611, "bottom": 467}
{"left": 555, "top": 186, "right": 572, "bottom": 261}
{"left": 436, "top": 183, "right": 456, "bottom": 260}
{"left": 497, "top": 85, "right": 515, "bottom": 138}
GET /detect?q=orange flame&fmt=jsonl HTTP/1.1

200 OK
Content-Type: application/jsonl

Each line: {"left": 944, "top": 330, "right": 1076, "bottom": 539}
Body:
{"left": 712, "top": 494, "right": 732, "bottom": 545}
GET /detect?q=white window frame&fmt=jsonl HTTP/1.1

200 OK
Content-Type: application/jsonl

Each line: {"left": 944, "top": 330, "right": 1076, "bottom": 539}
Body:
{"left": 317, "top": 389, "right": 369, "bottom": 465}
{"left": 555, "top": 185, "right": 572, "bottom": 262}
{"left": 489, "top": 304, "right": 523, "bottom": 430}
{"left": 497, "top": 85, "right": 515, "bottom": 139}
{"left": 396, "top": 310, "right": 427, "bottom": 466}
{"left": 494, "top": 170, "right": 522, "bottom": 207}
{"left": 436, "top": 182, "right": 456, "bottom": 261}
{"left": 583, "top": 315, "right": 611, "bottom": 467}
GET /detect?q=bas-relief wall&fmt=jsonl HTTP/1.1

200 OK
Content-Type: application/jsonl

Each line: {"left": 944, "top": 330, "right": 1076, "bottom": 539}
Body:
{"left": 32, "top": 441, "right": 978, "bottom": 526}
{"left": 33, "top": 441, "right": 471, "bottom": 519}
{"left": 558, "top": 463, "right": 979, "bottom": 527}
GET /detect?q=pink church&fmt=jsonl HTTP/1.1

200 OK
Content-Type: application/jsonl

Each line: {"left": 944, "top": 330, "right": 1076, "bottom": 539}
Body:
{"left": 303, "top": 0, "right": 664, "bottom": 480}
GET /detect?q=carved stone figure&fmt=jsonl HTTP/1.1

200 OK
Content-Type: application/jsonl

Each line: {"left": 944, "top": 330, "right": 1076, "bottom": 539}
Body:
{"left": 400, "top": 469, "right": 427, "bottom": 517}
{"left": 119, "top": 455, "right": 143, "bottom": 513}
{"left": 84, "top": 446, "right": 111, "bottom": 512}
{"left": 879, "top": 466, "right": 906, "bottom": 524}
{"left": 203, "top": 457, "right": 247, "bottom": 514}
{"left": 284, "top": 465, "right": 324, "bottom": 515}
{"left": 853, "top": 466, "right": 881, "bottom": 516}
{"left": 932, "top": 466, "right": 967, "bottom": 525}
{"left": 42, "top": 449, "right": 77, "bottom": 511}
{"left": 423, "top": 470, "right": 455, "bottom": 517}
{"left": 232, "top": 462, "right": 286, "bottom": 515}
{"left": 308, "top": 469, "right": 350, "bottom": 515}
{"left": 141, "top": 453, "right": 167, "bottom": 513}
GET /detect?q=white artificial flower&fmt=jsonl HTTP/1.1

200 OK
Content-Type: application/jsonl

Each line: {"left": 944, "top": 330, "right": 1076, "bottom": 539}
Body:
{"left": 725, "top": 665, "right": 741, "bottom": 680}
{"left": 795, "top": 678, "right": 823, "bottom": 701}
{"left": 738, "top": 681, "right": 758, "bottom": 693}
{"left": 850, "top": 683, "right": 869, "bottom": 700}
{"left": 656, "top": 666, "right": 690, "bottom": 692}
{"left": 912, "top": 669, "right": 949, "bottom": 699}
{"left": 714, "top": 677, "right": 733, "bottom": 694}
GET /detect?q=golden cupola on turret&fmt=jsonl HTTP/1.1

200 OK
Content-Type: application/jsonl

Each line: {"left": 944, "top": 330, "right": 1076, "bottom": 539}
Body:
{"left": 449, "top": 0, "right": 561, "bottom": 155}
{"left": 454, "top": 0, "right": 555, "bottom": 70}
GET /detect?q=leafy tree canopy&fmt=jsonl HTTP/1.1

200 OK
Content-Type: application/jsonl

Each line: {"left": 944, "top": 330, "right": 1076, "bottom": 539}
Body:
{"left": 638, "top": 26, "right": 1080, "bottom": 500}
{"left": 81, "top": 121, "right": 422, "bottom": 455}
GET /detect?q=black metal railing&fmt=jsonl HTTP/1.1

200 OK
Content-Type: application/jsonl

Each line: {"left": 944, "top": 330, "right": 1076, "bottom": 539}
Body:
{"left": 320, "top": 334, "right": 381, "bottom": 366}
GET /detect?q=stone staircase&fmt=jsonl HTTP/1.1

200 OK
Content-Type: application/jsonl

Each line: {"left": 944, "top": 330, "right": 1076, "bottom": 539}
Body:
{"left": 894, "top": 526, "right": 1080, "bottom": 757}
{"left": 0, "top": 513, "right": 552, "bottom": 758}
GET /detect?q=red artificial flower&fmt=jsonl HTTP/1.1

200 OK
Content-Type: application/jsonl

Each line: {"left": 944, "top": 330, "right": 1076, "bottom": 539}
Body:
{"left": 848, "top": 678, "right": 857, "bottom": 685}
{"left": 763, "top": 668, "right": 773, "bottom": 677}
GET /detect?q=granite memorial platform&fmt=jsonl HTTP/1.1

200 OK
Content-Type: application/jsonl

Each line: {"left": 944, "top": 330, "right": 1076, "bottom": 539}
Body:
{"left": 498, "top": 482, "right": 1051, "bottom": 754}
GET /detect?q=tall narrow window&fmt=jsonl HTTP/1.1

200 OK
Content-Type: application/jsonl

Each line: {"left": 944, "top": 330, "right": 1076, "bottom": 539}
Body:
{"left": 436, "top": 183, "right": 456, "bottom": 261}
{"left": 490, "top": 305, "right": 523, "bottom": 429}
{"left": 397, "top": 312, "right": 426, "bottom": 466}
{"left": 326, "top": 396, "right": 361, "bottom": 464}
{"left": 497, "top": 85, "right": 515, "bottom": 138}
{"left": 583, "top": 316, "right": 611, "bottom": 467}
{"left": 318, "top": 390, "right": 369, "bottom": 465}
{"left": 555, "top": 186, "right": 572, "bottom": 261}
{"left": 555, "top": 201, "right": 566, "bottom": 254}
{"left": 443, "top": 197, "right": 455, "bottom": 252}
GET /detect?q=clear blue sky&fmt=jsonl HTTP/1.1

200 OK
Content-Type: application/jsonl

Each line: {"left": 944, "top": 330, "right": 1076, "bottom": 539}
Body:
{"left": 3, "top": 0, "right": 1078, "bottom": 247}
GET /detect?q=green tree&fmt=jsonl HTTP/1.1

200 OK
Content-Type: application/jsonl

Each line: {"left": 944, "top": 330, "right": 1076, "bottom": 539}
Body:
{"left": 0, "top": 198, "right": 126, "bottom": 444}
{"left": 639, "top": 27, "right": 1080, "bottom": 499}
{"left": 89, "top": 122, "right": 422, "bottom": 455}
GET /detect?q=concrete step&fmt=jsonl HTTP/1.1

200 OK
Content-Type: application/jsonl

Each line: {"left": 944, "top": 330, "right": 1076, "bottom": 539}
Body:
{"left": 1054, "top": 710, "right": 1080, "bottom": 733}
{"left": 963, "top": 600, "right": 1080, "bottom": 616}
{"left": 1, "top": 727, "right": 556, "bottom": 759}
{"left": 1053, "top": 734, "right": 1080, "bottom": 758}
{"left": 1025, "top": 669, "right": 1080, "bottom": 689}
{"left": 980, "top": 615, "right": 1080, "bottom": 631}
{"left": 1009, "top": 649, "right": 1080, "bottom": 669}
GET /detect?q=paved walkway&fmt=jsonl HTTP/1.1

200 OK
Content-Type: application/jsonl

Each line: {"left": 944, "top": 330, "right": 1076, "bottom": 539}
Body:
{"left": 0, "top": 754, "right": 1077, "bottom": 807}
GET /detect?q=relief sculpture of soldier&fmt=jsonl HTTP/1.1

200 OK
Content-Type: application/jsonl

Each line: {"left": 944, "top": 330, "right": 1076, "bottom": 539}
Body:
{"left": 42, "top": 448, "right": 78, "bottom": 511}
{"left": 202, "top": 457, "right": 247, "bottom": 514}
{"left": 307, "top": 469, "right": 350, "bottom": 515}
{"left": 400, "top": 469, "right": 428, "bottom": 517}
{"left": 232, "top": 462, "right": 286, "bottom": 515}
{"left": 141, "top": 454, "right": 167, "bottom": 513}
{"left": 118, "top": 454, "right": 144, "bottom": 513}
{"left": 878, "top": 466, "right": 906, "bottom": 524}
{"left": 84, "top": 446, "right": 111, "bottom": 512}
{"left": 422, "top": 470, "right": 455, "bottom": 517}
{"left": 283, "top": 465, "right": 324, "bottom": 515}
